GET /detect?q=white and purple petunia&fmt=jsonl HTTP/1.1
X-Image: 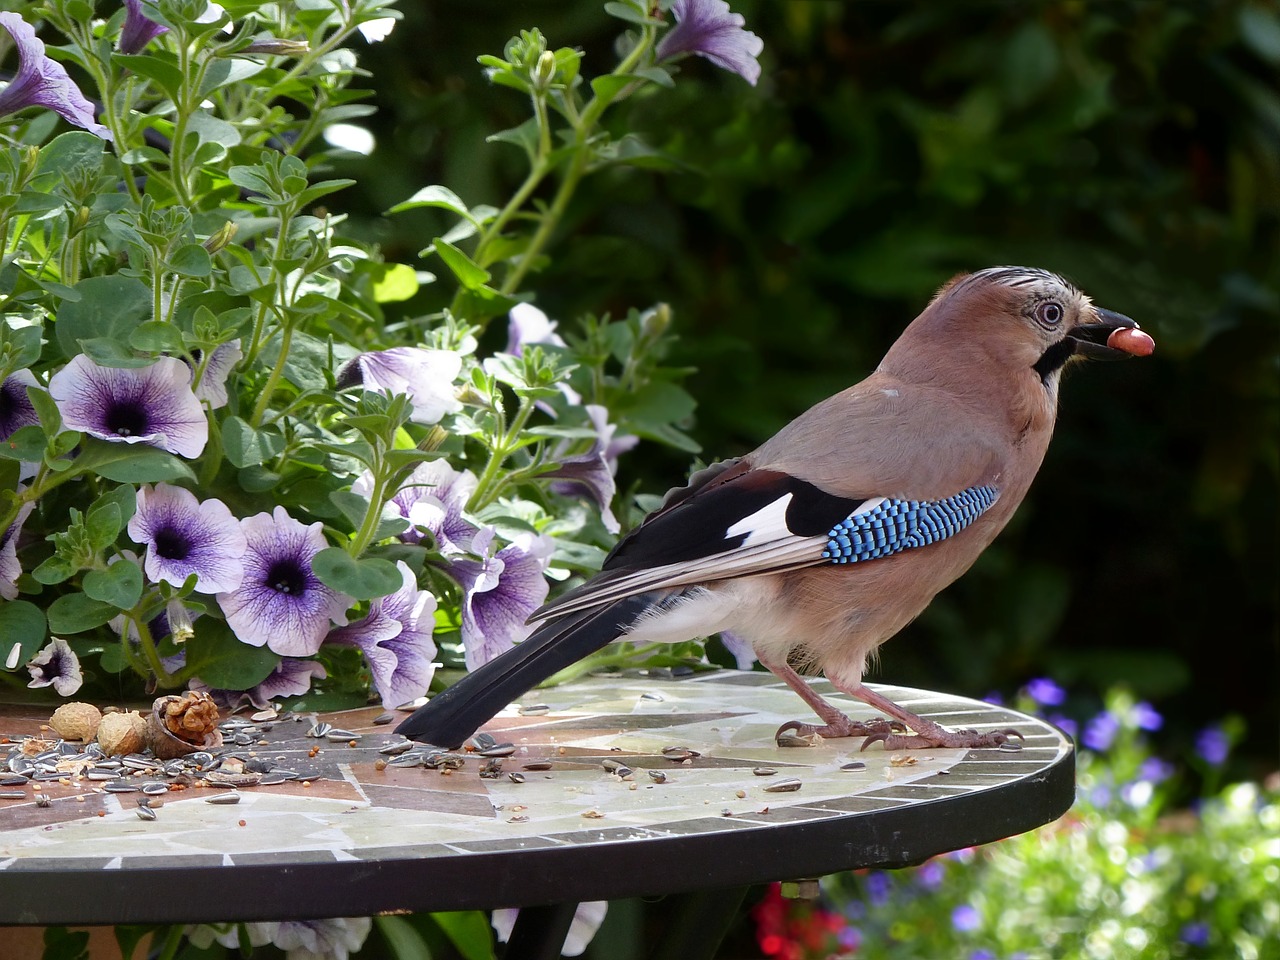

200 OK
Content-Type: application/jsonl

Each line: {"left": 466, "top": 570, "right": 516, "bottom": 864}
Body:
{"left": 118, "top": 0, "right": 168, "bottom": 54}
{"left": 656, "top": 0, "right": 763, "bottom": 86}
{"left": 0, "top": 13, "right": 113, "bottom": 139}
{"left": 336, "top": 347, "right": 463, "bottom": 424}
{"left": 328, "top": 561, "right": 438, "bottom": 708}
{"left": 127, "top": 483, "right": 247, "bottom": 593}
{"left": 453, "top": 527, "right": 553, "bottom": 670}
{"left": 355, "top": 459, "right": 478, "bottom": 552}
{"left": 190, "top": 339, "right": 242, "bottom": 409}
{"left": 0, "top": 369, "right": 40, "bottom": 441}
{"left": 49, "top": 355, "right": 208, "bottom": 458}
{"left": 185, "top": 918, "right": 372, "bottom": 960}
{"left": 504, "top": 303, "right": 582, "bottom": 406}
{"left": 217, "top": 506, "right": 350, "bottom": 657}
{"left": 26, "top": 637, "right": 83, "bottom": 696}
{"left": 543, "top": 404, "right": 638, "bottom": 534}
{"left": 0, "top": 501, "right": 33, "bottom": 601}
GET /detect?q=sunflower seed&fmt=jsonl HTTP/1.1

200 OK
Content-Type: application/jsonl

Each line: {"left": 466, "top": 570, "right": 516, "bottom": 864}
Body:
{"left": 477, "top": 743, "right": 515, "bottom": 758}
{"left": 387, "top": 753, "right": 425, "bottom": 768}
{"left": 0, "top": 791, "right": 26, "bottom": 800}
{"left": 104, "top": 781, "right": 140, "bottom": 793}
{"left": 250, "top": 709, "right": 278, "bottom": 722}
{"left": 647, "top": 770, "right": 668, "bottom": 784}
{"left": 840, "top": 761, "right": 867, "bottom": 772}
{"left": 0, "top": 775, "right": 29, "bottom": 786}
{"left": 204, "top": 771, "right": 262, "bottom": 787}
{"left": 86, "top": 768, "right": 119, "bottom": 781}
{"left": 372, "top": 712, "right": 395, "bottom": 726}
{"left": 325, "top": 729, "right": 360, "bottom": 743}
{"left": 752, "top": 767, "right": 778, "bottom": 777}
{"left": 379, "top": 740, "right": 415, "bottom": 756}
{"left": 189, "top": 752, "right": 214, "bottom": 767}
{"left": 522, "top": 761, "right": 553, "bottom": 771}
{"left": 205, "top": 792, "right": 241, "bottom": 804}
{"left": 763, "top": 778, "right": 803, "bottom": 793}
{"left": 142, "top": 782, "right": 170, "bottom": 795}
{"left": 517, "top": 704, "right": 550, "bottom": 716}
{"left": 640, "top": 691, "right": 665, "bottom": 702}
{"left": 662, "top": 746, "right": 700, "bottom": 761}
{"left": 34, "top": 794, "right": 50, "bottom": 807}
{"left": 471, "top": 733, "right": 497, "bottom": 750}
{"left": 306, "top": 722, "right": 332, "bottom": 739}
{"left": 508, "top": 773, "right": 526, "bottom": 783}
{"left": 120, "top": 756, "right": 156, "bottom": 772}
{"left": 135, "top": 805, "right": 157, "bottom": 821}
{"left": 999, "top": 741, "right": 1023, "bottom": 752}
{"left": 776, "top": 734, "right": 815, "bottom": 748}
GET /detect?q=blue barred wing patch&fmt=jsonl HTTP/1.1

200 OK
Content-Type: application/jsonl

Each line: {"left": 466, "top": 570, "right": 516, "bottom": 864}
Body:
{"left": 822, "top": 486, "right": 998, "bottom": 564}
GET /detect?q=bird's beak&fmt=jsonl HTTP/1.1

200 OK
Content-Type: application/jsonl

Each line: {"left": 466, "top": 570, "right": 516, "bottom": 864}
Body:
{"left": 1067, "top": 307, "right": 1155, "bottom": 360}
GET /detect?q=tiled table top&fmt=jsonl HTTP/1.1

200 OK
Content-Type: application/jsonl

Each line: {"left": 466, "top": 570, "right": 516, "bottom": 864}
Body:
{"left": 0, "top": 672, "right": 1074, "bottom": 925}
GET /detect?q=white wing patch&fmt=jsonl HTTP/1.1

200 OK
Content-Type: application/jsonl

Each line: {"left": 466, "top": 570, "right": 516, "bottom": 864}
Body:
{"left": 725, "top": 493, "right": 795, "bottom": 547}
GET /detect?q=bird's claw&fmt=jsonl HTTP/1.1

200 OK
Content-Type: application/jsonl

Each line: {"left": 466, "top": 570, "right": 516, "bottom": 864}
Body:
{"left": 775, "top": 716, "right": 905, "bottom": 746}
{"left": 859, "top": 725, "right": 1027, "bottom": 752}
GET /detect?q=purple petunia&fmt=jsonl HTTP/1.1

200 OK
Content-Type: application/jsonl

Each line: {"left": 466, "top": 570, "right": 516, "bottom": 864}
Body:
{"left": 0, "top": 13, "right": 112, "bottom": 139}
{"left": 914, "top": 860, "right": 945, "bottom": 890}
{"left": 186, "top": 918, "right": 372, "bottom": 960}
{"left": 26, "top": 637, "right": 82, "bottom": 696}
{"left": 190, "top": 340, "right": 242, "bottom": 409}
{"left": 0, "top": 369, "right": 39, "bottom": 441}
{"left": 354, "top": 459, "right": 478, "bottom": 552}
{"left": 118, "top": 0, "right": 168, "bottom": 54}
{"left": 1179, "top": 922, "right": 1211, "bottom": 947}
{"left": 336, "top": 347, "right": 462, "bottom": 424}
{"left": 453, "top": 527, "right": 553, "bottom": 670}
{"left": 656, "top": 0, "right": 763, "bottom": 86}
{"left": 1132, "top": 700, "right": 1163, "bottom": 731}
{"left": 1196, "top": 725, "right": 1231, "bottom": 766}
{"left": 506, "top": 303, "right": 567, "bottom": 356}
{"left": 543, "top": 404, "right": 637, "bottom": 534}
{"left": 328, "top": 561, "right": 438, "bottom": 708}
{"left": 217, "top": 506, "right": 350, "bottom": 657}
{"left": 1025, "top": 677, "right": 1067, "bottom": 707}
{"left": 49, "top": 355, "right": 208, "bottom": 458}
{"left": 128, "top": 483, "right": 247, "bottom": 593}
{"left": 1082, "top": 711, "right": 1120, "bottom": 751}
{"left": 951, "top": 904, "right": 981, "bottom": 933}
{"left": 0, "top": 501, "right": 33, "bottom": 600}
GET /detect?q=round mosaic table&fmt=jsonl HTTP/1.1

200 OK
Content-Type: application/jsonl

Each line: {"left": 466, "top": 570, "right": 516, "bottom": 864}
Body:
{"left": 0, "top": 672, "right": 1074, "bottom": 952}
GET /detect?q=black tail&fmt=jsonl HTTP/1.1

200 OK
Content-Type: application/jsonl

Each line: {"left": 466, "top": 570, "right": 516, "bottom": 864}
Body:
{"left": 394, "top": 592, "right": 660, "bottom": 748}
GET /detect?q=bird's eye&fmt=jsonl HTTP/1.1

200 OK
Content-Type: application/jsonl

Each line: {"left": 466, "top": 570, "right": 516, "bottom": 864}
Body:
{"left": 1035, "top": 301, "right": 1064, "bottom": 327}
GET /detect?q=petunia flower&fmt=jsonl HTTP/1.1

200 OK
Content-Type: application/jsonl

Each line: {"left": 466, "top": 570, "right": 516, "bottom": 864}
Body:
{"left": 0, "top": 369, "right": 39, "bottom": 441}
{"left": 492, "top": 902, "right": 607, "bottom": 958}
{"left": 48, "top": 355, "right": 208, "bottom": 458}
{"left": 504, "top": 303, "right": 581, "bottom": 406}
{"left": 1195, "top": 725, "right": 1231, "bottom": 766}
{"left": 1025, "top": 677, "right": 1067, "bottom": 707}
{"left": 26, "top": 637, "right": 82, "bottom": 696}
{"left": 452, "top": 527, "right": 553, "bottom": 670}
{"left": 717, "top": 629, "right": 757, "bottom": 670}
{"left": 656, "top": 0, "right": 763, "bottom": 87}
{"left": 186, "top": 918, "right": 372, "bottom": 960}
{"left": 543, "top": 404, "right": 637, "bottom": 534}
{"left": 336, "top": 347, "right": 462, "bottom": 424}
{"left": 328, "top": 561, "right": 438, "bottom": 708}
{"left": 191, "top": 657, "right": 327, "bottom": 712}
{"left": 353, "top": 459, "right": 478, "bottom": 552}
{"left": 1082, "top": 711, "right": 1119, "bottom": 752}
{"left": 127, "top": 483, "right": 247, "bottom": 593}
{"left": 217, "top": 506, "right": 350, "bottom": 657}
{"left": 118, "top": 0, "right": 168, "bottom": 54}
{"left": 0, "top": 501, "right": 33, "bottom": 600}
{"left": 190, "top": 339, "right": 242, "bottom": 409}
{"left": 0, "top": 13, "right": 113, "bottom": 139}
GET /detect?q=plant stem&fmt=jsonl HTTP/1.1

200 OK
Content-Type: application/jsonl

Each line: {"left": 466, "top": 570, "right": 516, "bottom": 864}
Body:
{"left": 249, "top": 320, "right": 294, "bottom": 427}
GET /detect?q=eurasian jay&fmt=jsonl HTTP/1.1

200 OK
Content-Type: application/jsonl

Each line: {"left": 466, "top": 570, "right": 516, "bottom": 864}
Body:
{"left": 398, "top": 266, "right": 1155, "bottom": 750}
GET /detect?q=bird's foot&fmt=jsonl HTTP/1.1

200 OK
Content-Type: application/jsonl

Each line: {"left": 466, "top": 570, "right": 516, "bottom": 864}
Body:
{"left": 775, "top": 716, "right": 906, "bottom": 745}
{"left": 860, "top": 725, "right": 1025, "bottom": 752}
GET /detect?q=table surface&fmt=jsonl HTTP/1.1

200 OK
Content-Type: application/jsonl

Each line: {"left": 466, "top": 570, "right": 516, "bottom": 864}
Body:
{"left": 0, "top": 672, "right": 1075, "bottom": 926}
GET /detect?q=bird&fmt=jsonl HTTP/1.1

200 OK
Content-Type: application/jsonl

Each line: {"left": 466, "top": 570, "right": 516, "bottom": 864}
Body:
{"left": 397, "top": 266, "right": 1155, "bottom": 751}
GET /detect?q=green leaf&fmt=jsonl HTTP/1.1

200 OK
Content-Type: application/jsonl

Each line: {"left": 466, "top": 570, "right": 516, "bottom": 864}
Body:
{"left": 297, "top": 178, "right": 356, "bottom": 207}
{"left": 84, "top": 501, "right": 122, "bottom": 551}
{"left": 165, "top": 243, "right": 213, "bottom": 278}
{"left": 88, "top": 444, "right": 197, "bottom": 483}
{"left": 375, "top": 917, "right": 434, "bottom": 960}
{"left": 34, "top": 131, "right": 108, "bottom": 184}
{"left": 371, "top": 262, "right": 420, "bottom": 303}
{"left": 433, "top": 911, "right": 497, "bottom": 960}
{"left": 184, "top": 618, "right": 281, "bottom": 689}
{"left": 185, "top": 110, "right": 242, "bottom": 151}
{"left": 433, "top": 239, "right": 491, "bottom": 290}
{"left": 129, "top": 321, "right": 187, "bottom": 354}
{"left": 55, "top": 275, "right": 152, "bottom": 360}
{"left": 92, "top": 483, "right": 138, "bottom": 529}
{"left": 0, "top": 424, "right": 46, "bottom": 461}
{"left": 312, "top": 547, "right": 403, "bottom": 600}
{"left": 603, "top": 0, "right": 660, "bottom": 26}
{"left": 47, "top": 593, "right": 119, "bottom": 634}
{"left": 83, "top": 561, "right": 144, "bottom": 609}
{"left": 32, "top": 555, "right": 77, "bottom": 585}
{"left": 0, "top": 601, "right": 47, "bottom": 669}
{"left": 113, "top": 52, "right": 184, "bottom": 100}
{"left": 8, "top": 324, "right": 43, "bottom": 369}
{"left": 238, "top": 465, "right": 281, "bottom": 492}
{"left": 485, "top": 117, "right": 540, "bottom": 159}
{"left": 221, "top": 416, "right": 285, "bottom": 467}
{"left": 591, "top": 73, "right": 634, "bottom": 101}
{"left": 26, "top": 385, "right": 60, "bottom": 436}
{"left": 79, "top": 337, "right": 153, "bottom": 368}
{"left": 388, "top": 184, "right": 473, "bottom": 220}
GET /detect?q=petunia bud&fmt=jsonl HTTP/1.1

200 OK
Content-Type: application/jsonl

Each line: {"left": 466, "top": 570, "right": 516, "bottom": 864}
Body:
{"left": 202, "top": 220, "right": 237, "bottom": 255}
{"left": 238, "top": 38, "right": 310, "bottom": 57}
{"left": 533, "top": 50, "right": 557, "bottom": 91}
{"left": 166, "top": 599, "right": 195, "bottom": 644}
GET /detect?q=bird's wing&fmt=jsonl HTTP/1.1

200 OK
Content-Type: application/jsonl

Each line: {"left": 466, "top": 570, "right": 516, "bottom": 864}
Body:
{"left": 533, "top": 378, "right": 1008, "bottom": 622}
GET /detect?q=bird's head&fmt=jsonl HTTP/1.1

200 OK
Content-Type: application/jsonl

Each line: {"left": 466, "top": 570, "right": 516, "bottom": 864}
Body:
{"left": 902, "top": 266, "right": 1155, "bottom": 389}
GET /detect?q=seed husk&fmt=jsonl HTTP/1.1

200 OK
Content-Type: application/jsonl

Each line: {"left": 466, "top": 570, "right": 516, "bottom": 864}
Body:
{"left": 135, "top": 805, "right": 157, "bottom": 821}
{"left": 840, "top": 761, "right": 867, "bottom": 772}
{"left": 763, "top": 778, "right": 803, "bottom": 793}
{"left": 205, "top": 792, "right": 241, "bottom": 805}
{"left": 752, "top": 767, "right": 777, "bottom": 777}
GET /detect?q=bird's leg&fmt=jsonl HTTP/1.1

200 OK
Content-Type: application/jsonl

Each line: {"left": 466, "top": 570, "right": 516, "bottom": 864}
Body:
{"left": 759, "top": 655, "right": 904, "bottom": 741}
{"left": 838, "top": 682, "right": 1024, "bottom": 751}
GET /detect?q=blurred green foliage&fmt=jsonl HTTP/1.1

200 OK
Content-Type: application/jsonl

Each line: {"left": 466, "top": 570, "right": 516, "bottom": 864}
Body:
{"left": 335, "top": 1, "right": 1278, "bottom": 762}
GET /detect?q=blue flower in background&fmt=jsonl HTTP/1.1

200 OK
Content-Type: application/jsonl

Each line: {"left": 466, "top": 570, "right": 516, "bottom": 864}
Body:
{"left": 1196, "top": 725, "right": 1231, "bottom": 766}
{"left": 1180, "top": 922, "right": 1211, "bottom": 946}
{"left": 1138, "top": 756, "right": 1175, "bottom": 784}
{"left": 0, "top": 13, "right": 112, "bottom": 139}
{"left": 656, "top": 0, "right": 763, "bottom": 86}
{"left": 951, "top": 903, "right": 981, "bottom": 932}
{"left": 1133, "top": 700, "right": 1163, "bottom": 731}
{"left": 1026, "top": 676, "right": 1067, "bottom": 706}
{"left": 863, "top": 870, "right": 892, "bottom": 907}
{"left": 1083, "top": 711, "right": 1119, "bottom": 751}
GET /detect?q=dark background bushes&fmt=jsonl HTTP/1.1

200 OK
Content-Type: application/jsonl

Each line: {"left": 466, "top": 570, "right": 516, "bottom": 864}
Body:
{"left": 335, "top": 1, "right": 1278, "bottom": 768}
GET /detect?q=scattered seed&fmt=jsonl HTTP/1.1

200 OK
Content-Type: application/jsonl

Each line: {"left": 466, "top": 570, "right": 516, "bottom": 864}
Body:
{"left": 477, "top": 743, "right": 515, "bottom": 758}
{"left": 372, "top": 711, "right": 395, "bottom": 726}
{"left": 752, "top": 767, "right": 777, "bottom": 777}
{"left": 999, "top": 741, "right": 1023, "bottom": 752}
{"left": 647, "top": 770, "right": 668, "bottom": 784}
{"left": 135, "top": 805, "right": 157, "bottom": 821}
{"left": 104, "top": 781, "right": 140, "bottom": 793}
{"left": 0, "top": 775, "right": 29, "bottom": 786}
{"left": 889, "top": 755, "right": 918, "bottom": 767}
{"left": 142, "top": 782, "right": 170, "bottom": 795}
{"left": 840, "top": 761, "right": 867, "bottom": 772}
{"left": 379, "top": 740, "right": 415, "bottom": 756}
{"left": 508, "top": 772, "right": 526, "bottom": 784}
{"left": 325, "top": 729, "right": 360, "bottom": 743}
{"left": 735, "top": 789, "right": 746, "bottom": 799}
{"left": 522, "top": 760, "right": 553, "bottom": 771}
{"left": 306, "top": 722, "right": 332, "bottom": 739}
{"left": 640, "top": 692, "right": 665, "bottom": 702}
{"left": 776, "top": 734, "right": 815, "bottom": 748}
{"left": 388, "top": 753, "right": 425, "bottom": 768}
{"left": 763, "top": 778, "right": 803, "bottom": 793}
{"left": 470, "top": 733, "right": 497, "bottom": 751}
{"left": 581, "top": 809, "right": 605, "bottom": 819}
{"left": 0, "top": 791, "right": 26, "bottom": 800}
{"left": 517, "top": 704, "right": 550, "bottom": 716}
{"left": 35, "top": 794, "right": 50, "bottom": 808}
{"left": 206, "top": 793, "right": 240, "bottom": 805}
{"left": 507, "top": 815, "right": 529, "bottom": 823}
{"left": 250, "top": 709, "right": 278, "bottom": 722}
